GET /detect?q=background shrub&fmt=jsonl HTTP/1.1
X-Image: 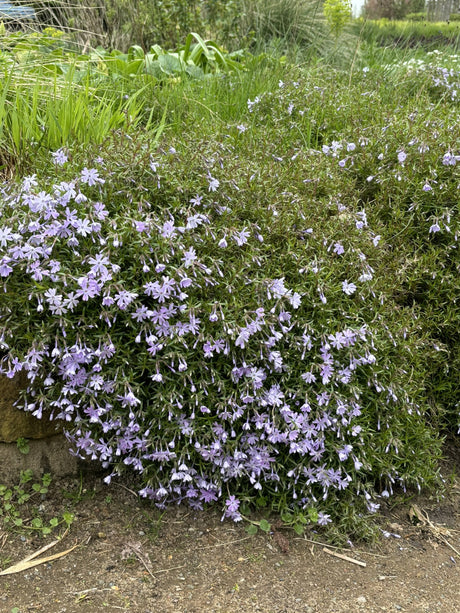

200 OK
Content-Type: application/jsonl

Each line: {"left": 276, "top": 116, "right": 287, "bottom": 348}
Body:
{"left": 405, "top": 12, "right": 427, "bottom": 21}
{"left": 357, "top": 19, "right": 460, "bottom": 51}
{"left": 5, "top": 0, "right": 239, "bottom": 50}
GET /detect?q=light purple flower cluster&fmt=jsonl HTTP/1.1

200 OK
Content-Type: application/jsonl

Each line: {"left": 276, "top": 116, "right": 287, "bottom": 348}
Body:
{"left": 430, "top": 66, "right": 459, "bottom": 102}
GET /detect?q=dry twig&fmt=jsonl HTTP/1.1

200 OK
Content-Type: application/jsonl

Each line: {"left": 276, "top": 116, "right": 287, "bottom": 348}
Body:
{"left": 322, "top": 547, "right": 367, "bottom": 567}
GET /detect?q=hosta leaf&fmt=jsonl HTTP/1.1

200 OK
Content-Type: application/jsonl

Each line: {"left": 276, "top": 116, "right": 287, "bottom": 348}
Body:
{"left": 185, "top": 64, "right": 204, "bottom": 79}
{"left": 127, "top": 45, "right": 144, "bottom": 61}
{"left": 158, "top": 53, "right": 183, "bottom": 76}
{"left": 143, "top": 58, "right": 162, "bottom": 78}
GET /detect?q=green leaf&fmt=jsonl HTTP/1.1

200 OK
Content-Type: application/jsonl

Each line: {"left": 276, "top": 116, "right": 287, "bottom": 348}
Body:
{"left": 157, "top": 53, "right": 183, "bottom": 76}
{"left": 188, "top": 33, "right": 212, "bottom": 62}
{"left": 143, "top": 58, "right": 162, "bottom": 78}
{"left": 124, "top": 59, "right": 143, "bottom": 76}
{"left": 185, "top": 64, "right": 204, "bottom": 79}
{"left": 281, "top": 511, "right": 293, "bottom": 523}
{"left": 255, "top": 496, "right": 267, "bottom": 508}
{"left": 151, "top": 103, "right": 168, "bottom": 148}
{"left": 293, "top": 523, "right": 305, "bottom": 536}
{"left": 16, "top": 437, "right": 30, "bottom": 455}
{"left": 20, "top": 469, "right": 33, "bottom": 483}
{"left": 245, "top": 523, "right": 258, "bottom": 535}
{"left": 127, "top": 45, "right": 144, "bottom": 61}
{"left": 49, "top": 517, "right": 59, "bottom": 527}
{"left": 259, "top": 519, "right": 271, "bottom": 533}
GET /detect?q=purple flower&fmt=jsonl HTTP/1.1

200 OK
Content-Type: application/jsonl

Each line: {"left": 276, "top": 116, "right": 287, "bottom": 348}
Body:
{"left": 442, "top": 151, "right": 458, "bottom": 166}
{"left": 208, "top": 175, "right": 220, "bottom": 192}
{"left": 114, "top": 290, "right": 138, "bottom": 309}
{"left": 80, "top": 167, "right": 105, "bottom": 186}
{"left": 337, "top": 445, "right": 353, "bottom": 461}
{"left": 161, "top": 220, "right": 176, "bottom": 238}
{"left": 333, "top": 242, "right": 345, "bottom": 255}
{"left": 233, "top": 229, "right": 250, "bottom": 246}
{"left": 317, "top": 512, "right": 332, "bottom": 526}
{"left": 342, "top": 280, "right": 357, "bottom": 295}
{"left": 190, "top": 194, "right": 203, "bottom": 207}
{"left": 0, "top": 226, "right": 19, "bottom": 247}
{"left": 224, "top": 495, "right": 242, "bottom": 521}
{"left": 182, "top": 247, "right": 197, "bottom": 268}
{"left": 0, "top": 261, "right": 13, "bottom": 277}
{"left": 76, "top": 276, "right": 101, "bottom": 301}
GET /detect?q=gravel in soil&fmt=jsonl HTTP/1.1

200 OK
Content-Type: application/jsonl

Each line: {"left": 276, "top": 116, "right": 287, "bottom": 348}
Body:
{"left": 0, "top": 442, "right": 459, "bottom": 613}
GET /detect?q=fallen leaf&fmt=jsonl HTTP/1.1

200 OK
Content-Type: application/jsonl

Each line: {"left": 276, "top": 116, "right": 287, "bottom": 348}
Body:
{"left": 0, "top": 543, "right": 78, "bottom": 576}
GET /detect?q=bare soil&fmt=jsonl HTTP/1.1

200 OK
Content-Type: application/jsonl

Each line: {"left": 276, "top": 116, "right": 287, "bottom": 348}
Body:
{"left": 0, "top": 440, "right": 459, "bottom": 613}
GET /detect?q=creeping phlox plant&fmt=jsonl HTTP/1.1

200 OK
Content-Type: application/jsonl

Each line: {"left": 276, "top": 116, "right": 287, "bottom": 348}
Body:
{"left": 0, "top": 73, "right": 450, "bottom": 533}
{"left": 383, "top": 52, "right": 460, "bottom": 102}
{"left": 247, "top": 74, "right": 459, "bottom": 434}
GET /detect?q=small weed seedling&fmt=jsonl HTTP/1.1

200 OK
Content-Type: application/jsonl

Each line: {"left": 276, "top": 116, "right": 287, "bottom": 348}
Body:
{"left": 0, "top": 470, "right": 74, "bottom": 537}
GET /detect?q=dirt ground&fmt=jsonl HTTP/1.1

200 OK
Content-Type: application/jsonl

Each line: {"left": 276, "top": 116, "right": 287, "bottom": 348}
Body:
{"left": 0, "top": 440, "right": 459, "bottom": 613}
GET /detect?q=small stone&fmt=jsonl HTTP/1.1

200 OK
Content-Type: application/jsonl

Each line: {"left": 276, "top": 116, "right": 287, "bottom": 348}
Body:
{"left": 357, "top": 596, "right": 367, "bottom": 605}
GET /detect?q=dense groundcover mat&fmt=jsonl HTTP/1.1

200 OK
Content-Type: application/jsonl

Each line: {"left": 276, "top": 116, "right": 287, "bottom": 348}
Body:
{"left": 0, "top": 65, "right": 457, "bottom": 537}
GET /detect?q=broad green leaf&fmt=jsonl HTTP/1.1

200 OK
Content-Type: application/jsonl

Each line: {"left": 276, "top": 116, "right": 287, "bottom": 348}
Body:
{"left": 143, "top": 58, "right": 162, "bottom": 78}
{"left": 149, "top": 44, "right": 163, "bottom": 57}
{"left": 126, "top": 60, "right": 143, "bottom": 76}
{"left": 127, "top": 45, "right": 144, "bottom": 61}
{"left": 259, "top": 519, "right": 271, "bottom": 532}
{"left": 185, "top": 64, "right": 204, "bottom": 79}
{"left": 158, "top": 53, "right": 183, "bottom": 76}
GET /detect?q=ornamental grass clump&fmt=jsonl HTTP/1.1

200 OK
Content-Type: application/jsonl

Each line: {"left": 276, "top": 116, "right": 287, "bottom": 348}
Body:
{"left": 0, "top": 71, "right": 449, "bottom": 536}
